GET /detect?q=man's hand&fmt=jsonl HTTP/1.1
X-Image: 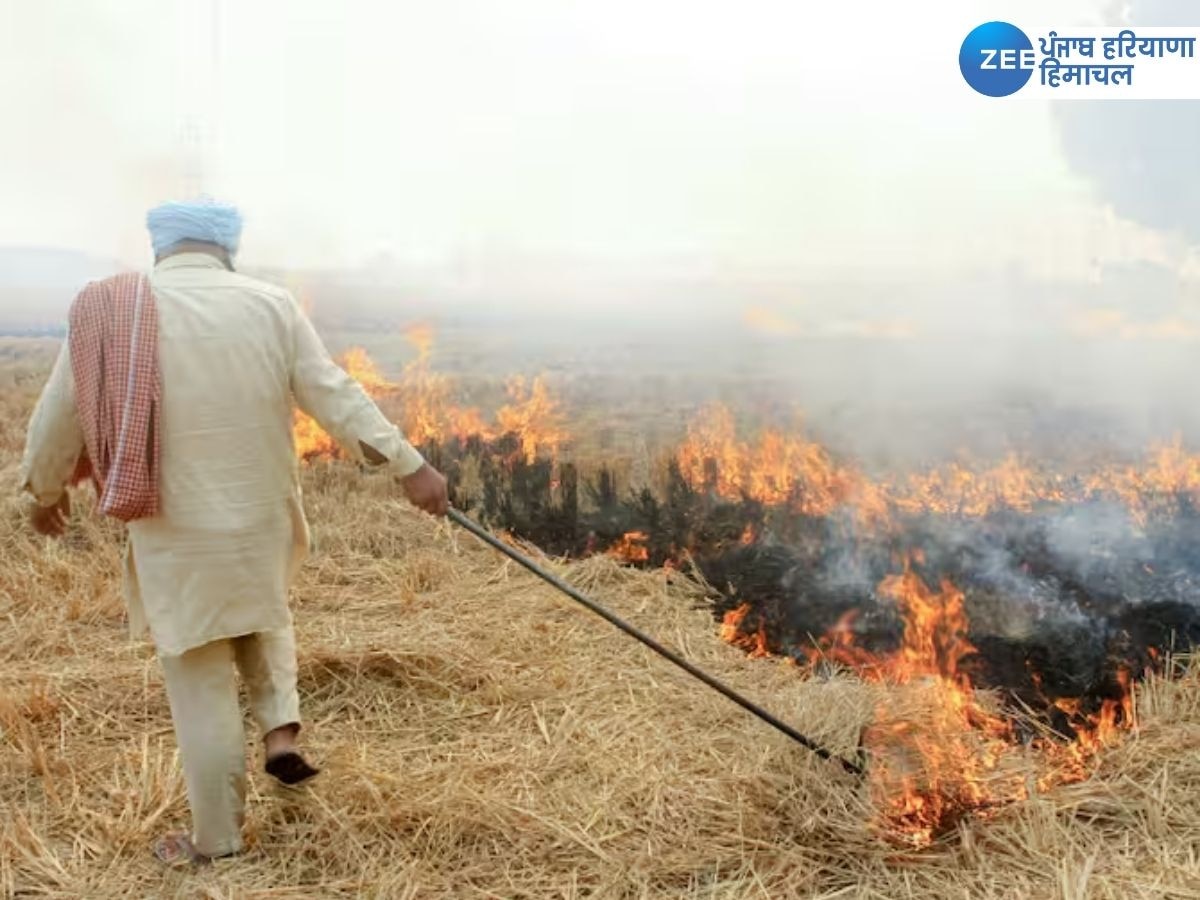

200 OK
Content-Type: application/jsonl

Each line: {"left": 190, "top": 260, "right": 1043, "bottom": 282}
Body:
{"left": 30, "top": 492, "right": 70, "bottom": 538}
{"left": 401, "top": 463, "right": 448, "bottom": 517}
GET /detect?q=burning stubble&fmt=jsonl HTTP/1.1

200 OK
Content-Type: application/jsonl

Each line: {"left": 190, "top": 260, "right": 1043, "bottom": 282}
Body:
{"left": 296, "top": 329, "right": 1200, "bottom": 847}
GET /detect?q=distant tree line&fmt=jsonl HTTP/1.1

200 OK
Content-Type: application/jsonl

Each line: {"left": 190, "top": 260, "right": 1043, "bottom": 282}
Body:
{"left": 0, "top": 327, "right": 65, "bottom": 338}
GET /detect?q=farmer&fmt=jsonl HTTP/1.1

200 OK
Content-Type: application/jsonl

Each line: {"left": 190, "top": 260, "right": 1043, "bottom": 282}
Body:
{"left": 19, "top": 198, "right": 448, "bottom": 865}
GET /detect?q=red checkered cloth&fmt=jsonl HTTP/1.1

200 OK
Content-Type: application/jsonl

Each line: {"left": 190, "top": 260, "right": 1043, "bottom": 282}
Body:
{"left": 67, "top": 273, "right": 161, "bottom": 521}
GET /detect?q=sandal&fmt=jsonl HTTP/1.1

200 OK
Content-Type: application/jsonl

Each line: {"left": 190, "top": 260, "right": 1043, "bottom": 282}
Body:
{"left": 265, "top": 750, "right": 321, "bottom": 786}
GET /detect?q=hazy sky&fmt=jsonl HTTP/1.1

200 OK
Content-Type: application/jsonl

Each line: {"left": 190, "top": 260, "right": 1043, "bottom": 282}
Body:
{"left": 0, "top": 0, "right": 1185, "bottom": 280}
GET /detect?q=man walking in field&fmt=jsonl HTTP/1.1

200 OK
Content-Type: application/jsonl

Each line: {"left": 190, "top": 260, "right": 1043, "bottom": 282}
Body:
{"left": 19, "top": 199, "right": 448, "bottom": 865}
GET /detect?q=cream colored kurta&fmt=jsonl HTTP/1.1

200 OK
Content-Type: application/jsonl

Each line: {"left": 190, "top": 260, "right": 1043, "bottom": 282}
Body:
{"left": 20, "top": 253, "right": 425, "bottom": 655}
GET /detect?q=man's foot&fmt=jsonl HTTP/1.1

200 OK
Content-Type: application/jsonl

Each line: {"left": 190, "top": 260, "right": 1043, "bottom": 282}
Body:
{"left": 265, "top": 750, "right": 321, "bottom": 785}
{"left": 152, "top": 832, "right": 237, "bottom": 867}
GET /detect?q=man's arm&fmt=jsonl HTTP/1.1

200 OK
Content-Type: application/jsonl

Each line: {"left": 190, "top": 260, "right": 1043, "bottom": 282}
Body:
{"left": 20, "top": 342, "right": 85, "bottom": 511}
{"left": 287, "top": 297, "right": 447, "bottom": 515}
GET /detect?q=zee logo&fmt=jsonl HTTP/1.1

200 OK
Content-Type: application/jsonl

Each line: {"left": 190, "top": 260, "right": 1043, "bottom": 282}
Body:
{"left": 960, "top": 22, "right": 1035, "bottom": 96}
{"left": 979, "top": 49, "right": 1037, "bottom": 70}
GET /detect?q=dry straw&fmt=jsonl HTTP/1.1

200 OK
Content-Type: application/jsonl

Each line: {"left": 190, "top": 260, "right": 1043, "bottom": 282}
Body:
{"left": 2, "top": 355, "right": 1200, "bottom": 898}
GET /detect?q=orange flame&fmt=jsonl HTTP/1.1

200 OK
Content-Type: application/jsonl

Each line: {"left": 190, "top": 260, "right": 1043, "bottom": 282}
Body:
{"left": 677, "top": 405, "right": 1200, "bottom": 526}
{"left": 672, "top": 398, "right": 1169, "bottom": 845}
{"left": 866, "top": 563, "right": 1025, "bottom": 845}
{"left": 607, "top": 531, "right": 650, "bottom": 564}
{"left": 294, "top": 326, "right": 569, "bottom": 462}
{"left": 719, "top": 603, "right": 771, "bottom": 659}
{"left": 721, "top": 556, "right": 1137, "bottom": 847}
{"left": 676, "top": 405, "right": 868, "bottom": 516}
{"left": 495, "top": 375, "right": 568, "bottom": 464}
{"left": 293, "top": 347, "right": 397, "bottom": 460}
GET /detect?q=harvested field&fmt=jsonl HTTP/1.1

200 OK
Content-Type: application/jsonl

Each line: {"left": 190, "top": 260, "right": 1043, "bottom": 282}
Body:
{"left": 3, "top": 362, "right": 1200, "bottom": 899}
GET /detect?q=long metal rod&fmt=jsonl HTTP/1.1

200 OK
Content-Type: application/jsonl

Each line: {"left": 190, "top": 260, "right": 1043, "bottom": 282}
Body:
{"left": 447, "top": 508, "right": 865, "bottom": 776}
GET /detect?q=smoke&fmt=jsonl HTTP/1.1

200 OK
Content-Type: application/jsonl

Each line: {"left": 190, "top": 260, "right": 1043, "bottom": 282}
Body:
{"left": 758, "top": 0, "right": 1200, "bottom": 472}
{"left": 747, "top": 0, "right": 1200, "bottom": 468}
{"left": 1053, "top": 0, "right": 1200, "bottom": 244}
{"left": 716, "top": 494, "right": 1200, "bottom": 710}
{"left": 1042, "top": 501, "right": 1151, "bottom": 581}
